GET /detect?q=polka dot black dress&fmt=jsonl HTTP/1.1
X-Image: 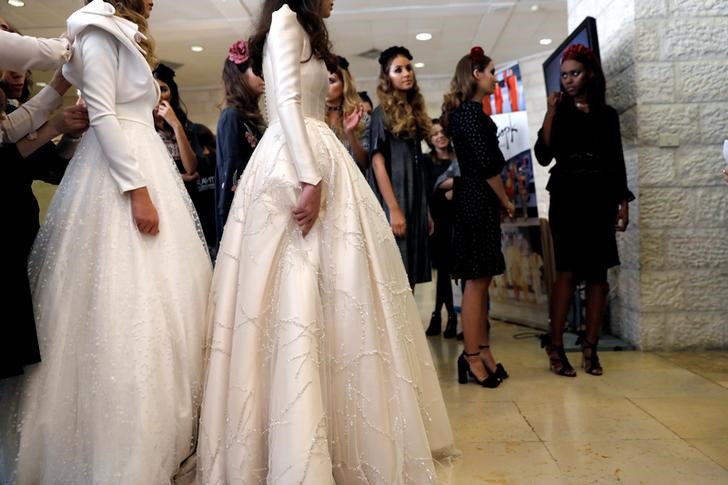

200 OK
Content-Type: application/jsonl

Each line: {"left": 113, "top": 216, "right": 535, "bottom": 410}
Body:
{"left": 449, "top": 100, "right": 506, "bottom": 280}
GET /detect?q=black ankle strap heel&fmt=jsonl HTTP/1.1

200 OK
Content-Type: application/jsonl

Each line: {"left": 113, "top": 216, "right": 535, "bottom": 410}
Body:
{"left": 457, "top": 351, "right": 501, "bottom": 388}
{"left": 575, "top": 334, "right": 603, "bottom": 376}
{"left": 478, "top": 345, "right": 509, "bottom": 380}
{"left": 540, "top": 334, "right": 576, "bottom": 377}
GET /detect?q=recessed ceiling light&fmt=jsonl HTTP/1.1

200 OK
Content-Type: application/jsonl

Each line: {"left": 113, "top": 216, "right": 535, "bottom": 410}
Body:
{"left": 415, "top": 33, "right": 432, "bottom": 41}
{"left": 539, "top": 38, "right": 553, "bottom": 46}
{"left": 531, "top": 4, "right": 540, "bottom": 12}
{"left": 8, "top": 0, "right": 25, "bottom": 7}
{"left": 415, "top": 62, "right": 425, "bottom": 68}
{"left": 190, "top": 45, "right": 204, "bottom": 52}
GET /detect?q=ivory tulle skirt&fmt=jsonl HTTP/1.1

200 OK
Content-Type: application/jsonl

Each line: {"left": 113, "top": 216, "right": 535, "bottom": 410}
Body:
{"left": 1, "top": 119, "right": 212, "bottom": 484}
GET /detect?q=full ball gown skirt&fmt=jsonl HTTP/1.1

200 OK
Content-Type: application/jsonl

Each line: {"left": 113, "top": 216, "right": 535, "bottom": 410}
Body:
{"left": 0, "top": 119, "right": 213, "bottom": 484}
{"left": 197, "top": 118, "right": 458, "bottom": 484}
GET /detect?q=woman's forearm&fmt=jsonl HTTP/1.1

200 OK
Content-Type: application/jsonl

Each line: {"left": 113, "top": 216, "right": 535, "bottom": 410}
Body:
{"left": 17, "top": 122, "right": 61, "bottom": 158}
{"left": 541, "top": 110, "right": 556, "bottom": 147}
{"left": 372, "top": 153, "right": 400, "bottom": 211}
{"left": 486, "top": 173, "right": 510, "bottom": 206}
{"left": 173, "top": 124, "right": 198, "bottom": 174}
{"left": 347, "top": 132, "right": 369, "bottom": 171}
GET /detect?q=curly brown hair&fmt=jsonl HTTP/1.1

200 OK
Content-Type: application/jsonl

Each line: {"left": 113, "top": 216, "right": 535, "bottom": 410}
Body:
{"left": 88, "top": 0, "right": 156, "bottom": 66}
{"left": 249, "top": 0, "right": 337, "bottom": 76}
{"left": 376, "top": 51, "right": 430, "bottom": 140}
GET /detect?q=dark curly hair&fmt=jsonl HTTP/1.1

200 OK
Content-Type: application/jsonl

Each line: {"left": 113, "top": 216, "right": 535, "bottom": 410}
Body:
{"left": 249, "top": 0, "right": 337, "bottom": 76}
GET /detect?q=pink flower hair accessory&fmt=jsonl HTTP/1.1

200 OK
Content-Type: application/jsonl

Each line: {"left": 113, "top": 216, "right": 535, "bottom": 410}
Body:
{"left": 228, "top": 39, "right": 251, "bottom": 65}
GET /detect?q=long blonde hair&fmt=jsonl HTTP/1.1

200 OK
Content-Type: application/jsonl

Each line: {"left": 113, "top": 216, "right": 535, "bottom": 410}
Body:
{"left": 376, "top": 51, "right": 430, "bottom": 140}
{"left": 329, "top": 66, "right": 365, "bottom": 141}
{"left": 89, "top": 0, "right": 157, "bottom": 66}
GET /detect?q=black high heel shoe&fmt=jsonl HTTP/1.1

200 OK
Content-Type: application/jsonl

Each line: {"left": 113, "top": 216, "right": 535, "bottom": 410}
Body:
{"left": 478, "top": 344, "right": 508, "bottom": 380}
{"left": 443, "top": 313, "right": 457, "bottom": 339}
{"left": 539, "top": 334, "right": 576, "bottom": 377}
{"left": 576, "top": 334, "right": 603, "bottom": 376}
{"left": 425, "top": 311, "right": 441, "bottom": 336}
{"left": 457, "top": 351, "right": 501, "bottom": 388}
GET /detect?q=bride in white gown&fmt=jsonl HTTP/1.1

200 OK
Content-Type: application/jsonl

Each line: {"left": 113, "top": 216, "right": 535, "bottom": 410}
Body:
{"left": 197, "top": 1, "right": 458, "bottom": 483}
{"left": 0, "top": 1, "right": 212, "bottom": 483}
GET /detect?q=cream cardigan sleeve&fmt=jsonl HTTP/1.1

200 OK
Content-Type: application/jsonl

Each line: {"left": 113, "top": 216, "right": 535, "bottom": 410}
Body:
{"left": 0, "top": 30, "right": 71, "bottom": 72}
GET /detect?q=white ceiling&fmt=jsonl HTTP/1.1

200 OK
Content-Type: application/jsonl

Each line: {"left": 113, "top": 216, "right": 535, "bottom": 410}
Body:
{"left": 1, "top": 0, "right": 567, "bottom": 109}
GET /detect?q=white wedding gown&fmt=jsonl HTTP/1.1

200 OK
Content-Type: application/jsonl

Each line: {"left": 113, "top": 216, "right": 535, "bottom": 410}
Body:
{"left": 0, "top": 2, "right": 212, "bottom": 484}
{"left": 197, "top": 5, "right": 457, "bottom": 484}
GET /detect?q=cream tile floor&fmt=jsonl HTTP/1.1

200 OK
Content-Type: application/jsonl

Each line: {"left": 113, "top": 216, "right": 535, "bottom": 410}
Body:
{"left": 413, "top": 283, "right": 728, "bottom": 484}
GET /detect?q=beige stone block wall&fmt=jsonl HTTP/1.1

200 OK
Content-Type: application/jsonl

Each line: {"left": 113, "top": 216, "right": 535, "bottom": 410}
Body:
{"left": 568, "top": 0, "right": 728, "bottom": 350}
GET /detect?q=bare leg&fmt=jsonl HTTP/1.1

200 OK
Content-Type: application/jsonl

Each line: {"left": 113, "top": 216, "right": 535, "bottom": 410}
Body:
{"left": 549, "top": 271, "right": 577, "bottom": 346}
{"left": 477, "top": 287, "right": 498, "bottom": 372}
{"left": 542, "top": 271, "right": 577, "bottom": 376}
{"left": 581, "top": 279, "right": 607, "bottom": 375}
{"left": 584, "top": 280, "right": 608, "bottom": 343}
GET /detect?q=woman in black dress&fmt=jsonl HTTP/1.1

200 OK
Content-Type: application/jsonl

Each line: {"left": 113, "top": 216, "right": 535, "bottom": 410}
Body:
{"left": 442, "top": 47, "right": 515, "bottom": 388}
{"left": 424, "top": 118, "right": 459, "bottom": 338}
{"left": 2, "top": 97, "right": 88, "bottom": 379}
{"left": 153, "top": 64, "right": 218, "bottom": 257}
{"left": 215, "top": 39, "right": 265, "bottom": 248}
{"left": 535, "top": 44, "right": 633, "bottom": 377}
{"left": 369, "top": 45, "right": 432, "bottom": 289}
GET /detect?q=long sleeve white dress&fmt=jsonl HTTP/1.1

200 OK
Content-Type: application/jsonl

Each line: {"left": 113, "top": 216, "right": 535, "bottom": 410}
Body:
{"left": 196, "top": 5, "right": 457, "bottom": 484}
{"left": 0, "top": 1, "right": 212, "bottom": 483}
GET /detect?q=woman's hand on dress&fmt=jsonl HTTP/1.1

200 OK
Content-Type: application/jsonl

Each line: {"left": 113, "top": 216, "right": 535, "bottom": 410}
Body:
{"left": 293, "top": 182, "right": 322, "bottom": 237}
{"left": 616, "top": 200, "right": 629, "bottom": 232}
{"left": 130, "top": 187, "right": 160, "bottom": 235}
{"left": 157, "top": 101, "right": 181, "bottom": 129}
{"left": 389, "top": 206, "right": 407, "bottom": 238}
{"left": 343, "top": 104, "right": 364, "bottom": 135}
{"left": 51, "top": 104, "right": 89, "bottom": 137}
{"left": 49, "top": 67, "right": 72, "bottom": 96}
{"left": 503, "top": 200, "right": 516, "bottom": 218}
{"left": 181, "top": 171, "right": 199, "bottom": 183}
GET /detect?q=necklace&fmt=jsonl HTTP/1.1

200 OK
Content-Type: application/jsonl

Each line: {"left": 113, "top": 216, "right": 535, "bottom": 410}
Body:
{"left": 326, "top": 104, "right": 342, "bottom": 113}
{"left": 575, "top": 101, "right": 589, "bottom": 109}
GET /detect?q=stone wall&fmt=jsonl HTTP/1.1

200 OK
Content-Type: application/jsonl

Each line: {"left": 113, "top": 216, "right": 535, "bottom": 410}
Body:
{"left": 568, "top": 0, "right": 728, "bottom": 350}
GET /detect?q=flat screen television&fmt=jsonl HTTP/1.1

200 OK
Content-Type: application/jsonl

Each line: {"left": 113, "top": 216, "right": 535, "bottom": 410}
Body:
{"left": 542, "top": 16, "right": 601, "bottom": 96}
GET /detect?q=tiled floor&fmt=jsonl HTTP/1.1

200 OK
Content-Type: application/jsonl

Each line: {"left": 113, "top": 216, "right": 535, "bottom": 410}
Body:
{"left": 413, "top": 283, "right": 728, "bottom": 484}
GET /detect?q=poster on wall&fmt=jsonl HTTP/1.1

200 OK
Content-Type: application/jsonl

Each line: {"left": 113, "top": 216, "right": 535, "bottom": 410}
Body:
{"left": 485, "top": 62, "right": 549, "bottom": 328}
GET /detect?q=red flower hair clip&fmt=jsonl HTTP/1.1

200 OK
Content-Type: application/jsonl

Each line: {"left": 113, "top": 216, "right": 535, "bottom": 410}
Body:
{"left": 228, "top": 39, "right": 250, "bottom": 65}
{"left": 469, "top": 46, "right": 486, "bottom": 63}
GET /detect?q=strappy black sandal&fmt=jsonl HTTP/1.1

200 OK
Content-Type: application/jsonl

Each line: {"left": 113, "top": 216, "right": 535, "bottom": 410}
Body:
{"left": 539, "top": 334, "right": 576, "bottom": 377}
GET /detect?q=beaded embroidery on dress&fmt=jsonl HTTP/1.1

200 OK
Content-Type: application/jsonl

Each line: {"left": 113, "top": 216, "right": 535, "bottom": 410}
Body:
{"left": 196, "top": 5, "right": 457, "bottom": 484}
{"left": 0, "top": 2, "right": 212, "bottom": 483}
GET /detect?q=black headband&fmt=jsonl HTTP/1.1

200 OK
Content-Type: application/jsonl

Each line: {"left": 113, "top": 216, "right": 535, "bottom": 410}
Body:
{"left": 378, "top": 46, "right": 413, "bottom": 68}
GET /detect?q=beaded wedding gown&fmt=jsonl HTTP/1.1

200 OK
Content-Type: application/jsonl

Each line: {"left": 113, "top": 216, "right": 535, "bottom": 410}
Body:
{"left": 0, "top": 2, "right": 212, "bottom": 483}
{"left": 196, "top": 5, "right": 457, "bottom": 484}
